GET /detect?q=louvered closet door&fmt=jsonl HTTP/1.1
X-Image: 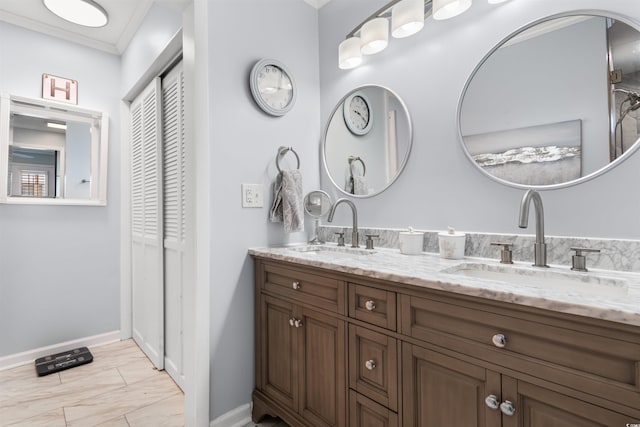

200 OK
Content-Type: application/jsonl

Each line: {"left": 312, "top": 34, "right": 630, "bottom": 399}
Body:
{"left": 131, "top": 78, "right": 165, "bottom": 369}
{"left": 162, "top": 61, "right": 186, "bottom": 389}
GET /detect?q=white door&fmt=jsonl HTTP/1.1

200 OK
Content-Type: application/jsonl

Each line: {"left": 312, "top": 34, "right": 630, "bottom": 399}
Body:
{"left": 131, "top": 78, "right": 165, "bottom": 369}
{"left": 162, "top": 61, "right": 187, "bottom": 389}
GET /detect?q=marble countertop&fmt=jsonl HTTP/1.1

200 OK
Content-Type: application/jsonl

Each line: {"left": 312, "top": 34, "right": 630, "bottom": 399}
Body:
{"left": 249, "top": 244, "right": 640, "bottom": 328}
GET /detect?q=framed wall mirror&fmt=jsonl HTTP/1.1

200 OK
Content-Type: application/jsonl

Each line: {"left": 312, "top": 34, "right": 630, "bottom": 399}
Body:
{"left": 459, "top": 14, "right": 640, "bottom": 189}
{"left": 323, "top": 85, "right": 412, "bottom": 197}
{"left": 0, "top": 93, "right": 109, "bottom": 205}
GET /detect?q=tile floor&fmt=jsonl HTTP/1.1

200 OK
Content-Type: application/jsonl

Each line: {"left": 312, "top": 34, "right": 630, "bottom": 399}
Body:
{"left": 1, "top": 339, "right": 290, "bottom": 427}
{"left": 0, "top": 339, "right": 183, "bottom": 426}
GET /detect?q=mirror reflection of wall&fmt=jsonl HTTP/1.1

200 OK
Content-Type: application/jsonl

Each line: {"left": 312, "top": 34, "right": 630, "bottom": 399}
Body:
{"left": 0, "top": 94, "right": 108, "bottom": 204}
{"left": 323, "top": 85, "right": 412, "bottom": 197}
{"left": 459, "top": 15, "right": 640, "bottom": 189}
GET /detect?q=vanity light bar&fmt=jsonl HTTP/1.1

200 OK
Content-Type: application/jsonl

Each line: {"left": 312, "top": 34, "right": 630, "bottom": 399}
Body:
{"left": 339, "top": 0, "right": 510, "bottom": 69}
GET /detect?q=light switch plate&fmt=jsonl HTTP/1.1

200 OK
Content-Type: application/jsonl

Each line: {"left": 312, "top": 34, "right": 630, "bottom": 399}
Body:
{"left": 242, "top": 184, "right": 263, "bottom": 208}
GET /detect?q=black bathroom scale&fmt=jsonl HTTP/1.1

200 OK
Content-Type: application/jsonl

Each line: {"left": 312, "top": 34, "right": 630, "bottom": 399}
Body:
{"left": 35, "top": 346, "right": 93, "bottom": 376}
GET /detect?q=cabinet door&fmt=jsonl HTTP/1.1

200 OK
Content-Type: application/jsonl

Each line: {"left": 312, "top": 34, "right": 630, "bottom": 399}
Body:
{"left": 299, "top": 306, "right": 347, "bottom": 427}
{"left": 260, "top": 295, "right": 298, "bottom": 412}
{"left": 501, "top": 377, "right": 637, "bottom": 427}
{"left": 402, "top": 343, "right": 501, "bottom": 427}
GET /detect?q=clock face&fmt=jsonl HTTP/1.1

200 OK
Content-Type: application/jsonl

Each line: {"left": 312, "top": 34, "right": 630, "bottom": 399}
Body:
{"left": 257, "top": 64, "right": 293, "bottom": 110}
{"left": 250, "top": 59, "right": 296, "bottom": 116}
{"left": 344, "top": 94, "right": 372, "bottom": 135}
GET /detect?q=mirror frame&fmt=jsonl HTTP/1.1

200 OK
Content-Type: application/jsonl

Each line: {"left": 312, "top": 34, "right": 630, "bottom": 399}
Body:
{"left": 322, "top": 84, "right": 413, "bottom": 198}
{"left": 0, "top": 93, "right": 109, "bottom": 205}
{"left": 457, "top": 11, "right": 640, "bottom": 190}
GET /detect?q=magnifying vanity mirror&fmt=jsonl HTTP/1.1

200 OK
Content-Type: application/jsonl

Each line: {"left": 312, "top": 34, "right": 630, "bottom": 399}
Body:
{"left": 323, "top": 85, "right": 412, "bottom": 197}
{"left": 0, "top": 93, "right": 109, "bottom": 205}
{"left": 304, "top": 190, "right": 332, "bottom": 245}
{"left": 459, "top": 14, "right": 640, "bottom": 189}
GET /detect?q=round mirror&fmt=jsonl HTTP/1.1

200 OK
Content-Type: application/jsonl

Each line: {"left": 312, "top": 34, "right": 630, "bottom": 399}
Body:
{"left": 323, "top": 85, "right": 412, "bottom": 197}
{"left": 459, "top": 14, "right": 640, "bottom": 189}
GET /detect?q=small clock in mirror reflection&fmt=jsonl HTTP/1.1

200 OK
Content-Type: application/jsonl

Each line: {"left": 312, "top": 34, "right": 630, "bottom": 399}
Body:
{"left": 343, "top": 92, "right": 372, "bottom": 135}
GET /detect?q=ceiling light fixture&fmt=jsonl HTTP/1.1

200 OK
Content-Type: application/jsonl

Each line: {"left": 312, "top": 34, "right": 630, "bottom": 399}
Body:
{"left": 339, "top": 0, "right": 480, "bottom": 69}
{"left": 42, "top": 0, "right": 109, "bottom": 28}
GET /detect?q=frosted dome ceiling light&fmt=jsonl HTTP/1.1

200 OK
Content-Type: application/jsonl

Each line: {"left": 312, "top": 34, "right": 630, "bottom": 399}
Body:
{"left": 392, "top": 0, "right": 425, "bottom": 38}
{"left": 43, "top": 0, "right": 109, "bottom": 28}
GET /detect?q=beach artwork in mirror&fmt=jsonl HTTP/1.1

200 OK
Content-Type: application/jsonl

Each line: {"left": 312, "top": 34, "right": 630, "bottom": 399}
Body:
{"left": 0, "top": 94, "right": 108, "bottom": 205}
{"left": 323, "top": 85, "right": 412, "bottom": 197}
{"left": 459, "top": 15, "right": 640, "bottom": 189}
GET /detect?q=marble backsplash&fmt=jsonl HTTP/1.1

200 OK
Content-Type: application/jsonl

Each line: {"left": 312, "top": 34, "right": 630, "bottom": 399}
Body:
{"left": 317, "top": 225, "right": 640, "bottom": 273}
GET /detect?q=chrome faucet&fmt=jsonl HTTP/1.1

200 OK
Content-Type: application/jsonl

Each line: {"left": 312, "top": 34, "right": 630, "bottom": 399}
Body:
{"left": 518, "top": 189, "right": 548, "bottom": 267}
{"left": 327, "top": 198, "right": 359, "bottom": 248}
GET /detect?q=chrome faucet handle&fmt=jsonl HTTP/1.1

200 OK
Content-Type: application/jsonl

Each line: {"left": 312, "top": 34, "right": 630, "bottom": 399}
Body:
{"left": 365, "top": 234, "right": 379, "bottom": 250}
{"left": 491, "top": 242, "right": 514, "bottom": 264}
{"left": 570, "top": 247, "right": 600, "bottom": 272}
{"left": 335, "top": 232, "right": 345, "bottom": 247}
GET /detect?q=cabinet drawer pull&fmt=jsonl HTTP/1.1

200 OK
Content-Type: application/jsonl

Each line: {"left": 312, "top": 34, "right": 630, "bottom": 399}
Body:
{"left": 289, "top": 318, "right": 295, "bottom": 327}
{"left": 484, "top": 394, "right": 499, "bottom": 410}
{"left": 500, "top": 400, "right": 516, "bottom": 416}
{"left": 492, "top": 333, "right": 507, "bottom": 348}
{"left": 365, "top": 360, "right": 376, "bottom": 370}
{"left": 294, "top": 319, "right": 303, "bottom": 328}
{"left": 292, "top": 281, "right": 301, "bottom": 290}
{"left": 364, "top": 300, "right": 376, "bottom": 311}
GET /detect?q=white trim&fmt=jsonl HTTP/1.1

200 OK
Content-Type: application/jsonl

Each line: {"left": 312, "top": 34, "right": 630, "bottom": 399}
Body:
{"left": 0, "top": 330, "right": 120, "bottom": 371}
{"left": 120, "top": 100, "right": 133, "bottom": 340}
{"left": 210, "top": 403, "right": 252, "bottom": 427}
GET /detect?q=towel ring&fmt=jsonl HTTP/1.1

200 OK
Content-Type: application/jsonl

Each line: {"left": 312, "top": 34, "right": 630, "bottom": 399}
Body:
{"left": 276, "top": 146, "right": 300, "bottom": 172}
{"left": 348, "top": 156, "right": 366, "bottom": 177}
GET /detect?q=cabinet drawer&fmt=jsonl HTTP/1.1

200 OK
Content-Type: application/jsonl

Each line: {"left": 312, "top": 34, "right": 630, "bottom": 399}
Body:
{"left": 349, "top": 390, "right": 398, "bottom": 427}
{"left": 262, "top": 262, "right": 344, "bottom": 314}
{"left": 349, "top": 283, "right": 396, "bottom": 331}
{"left": 401, "top": 294, "right": 640, "bottom": 408}
{"left": 349, "top": 325, "right": 398, "bottom": 411}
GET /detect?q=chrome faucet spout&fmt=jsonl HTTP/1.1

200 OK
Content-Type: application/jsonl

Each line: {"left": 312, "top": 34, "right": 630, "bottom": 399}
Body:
{"left": 327, "top": 198, "right": 359, "bottom": 248}
{"left": 518, "top": 189, "right": 548, "bottom": 267}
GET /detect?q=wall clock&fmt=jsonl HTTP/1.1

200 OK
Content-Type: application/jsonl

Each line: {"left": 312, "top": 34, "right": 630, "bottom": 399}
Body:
{"left": 249, "top": 58, "right": 296, "bottom": 116}
{"left": 343, "top": 92, "right": 372, "bottom": 135}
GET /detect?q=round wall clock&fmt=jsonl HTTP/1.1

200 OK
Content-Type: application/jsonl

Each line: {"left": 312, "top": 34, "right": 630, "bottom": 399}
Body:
{"left": 343, "top": 92, "right": 372, "bottom": 135}
{"left": 249, "top": 58, "right": 296, "bottom": 116}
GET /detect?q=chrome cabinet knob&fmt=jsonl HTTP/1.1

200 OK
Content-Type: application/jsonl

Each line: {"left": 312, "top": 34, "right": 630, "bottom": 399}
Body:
{"left": 492, "top": 333, "right": 507, "bottom": 348}
{"left": 294, "top": 319, "right": 303, "bottom": 328}
{"left": 289, "top": 318, "right": 295, "bottom": 327}
{"left": 365, "top": 360, "right": 376, "bottom": 370}
{"left": 292, "top": 281, "right": 301, "bottom": 290}
{"left": 364, "top": 300, "right": 376, "bottom": 311}
{"left": 484, "top": 394, "right": 499, "bottom": 410}
{"left": 500, "top": 400, "right": 516, "bottom": 416}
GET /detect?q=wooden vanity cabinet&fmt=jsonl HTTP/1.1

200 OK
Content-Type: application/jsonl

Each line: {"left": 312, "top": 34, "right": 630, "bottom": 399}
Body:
{"left": 253, "top": 260, "right": 347, "bottom": 427}
{"left": 253, "top": 257, "right": 640, "bottom": 427}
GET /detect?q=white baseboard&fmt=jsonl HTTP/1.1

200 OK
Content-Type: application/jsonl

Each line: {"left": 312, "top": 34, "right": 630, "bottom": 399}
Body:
{"left": 210, "top": 402, "right": 252, "bottom": 427}
{"left": 0, "top": 330, "right": 121, "bottom": 371}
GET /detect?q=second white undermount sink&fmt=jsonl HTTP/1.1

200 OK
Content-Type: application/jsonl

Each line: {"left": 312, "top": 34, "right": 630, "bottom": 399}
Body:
{"left": 440, "top": 262, "right": 628, "bottom": 295}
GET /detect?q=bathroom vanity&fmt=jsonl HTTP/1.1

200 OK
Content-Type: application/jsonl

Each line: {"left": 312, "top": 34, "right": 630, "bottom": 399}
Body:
{"left": 250, "top": 246, "right": 640, "bottom": 427}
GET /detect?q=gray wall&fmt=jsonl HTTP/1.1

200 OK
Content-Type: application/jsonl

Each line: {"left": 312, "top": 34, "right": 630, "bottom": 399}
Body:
{"left": 204, "top": 0, "right": 321, "bottom": 418}
{"left": 0, "top": 22, "right": 121, "bottom": 357}
{"left": 318, "top": 0, "right": 640, "bottom": 240}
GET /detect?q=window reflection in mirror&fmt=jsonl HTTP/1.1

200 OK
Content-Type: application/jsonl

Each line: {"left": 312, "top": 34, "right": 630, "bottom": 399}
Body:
{"left": 0, "top": 94, "right": 108, "bottom": 205}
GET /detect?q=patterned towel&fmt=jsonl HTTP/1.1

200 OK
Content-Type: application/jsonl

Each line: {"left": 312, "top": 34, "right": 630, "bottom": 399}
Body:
{"left": 269, "top": 170, "right": 304, "bottom": 233}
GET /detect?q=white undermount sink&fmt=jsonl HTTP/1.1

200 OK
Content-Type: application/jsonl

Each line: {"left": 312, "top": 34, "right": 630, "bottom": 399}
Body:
{"left": 440, "top": 262, "right": 628, "bottom": 295}
{"left": 288, "top": 245, "right": 375, "bottom": 258}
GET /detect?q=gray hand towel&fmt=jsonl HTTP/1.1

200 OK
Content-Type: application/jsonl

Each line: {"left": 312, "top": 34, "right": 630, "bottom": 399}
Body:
{"left": 269, "top": 170, "right": 304, "bottom": 233}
